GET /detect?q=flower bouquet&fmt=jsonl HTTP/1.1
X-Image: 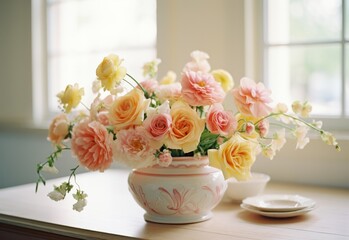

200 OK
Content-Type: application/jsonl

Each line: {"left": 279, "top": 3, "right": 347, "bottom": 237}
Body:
{"left": 36, "top": 51, "right": 340, "bottom": 212}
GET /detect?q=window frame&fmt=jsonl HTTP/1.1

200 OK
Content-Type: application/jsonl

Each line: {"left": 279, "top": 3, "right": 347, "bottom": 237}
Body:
{"left": 260, "top": 0, "right": 349, "bottom": 132}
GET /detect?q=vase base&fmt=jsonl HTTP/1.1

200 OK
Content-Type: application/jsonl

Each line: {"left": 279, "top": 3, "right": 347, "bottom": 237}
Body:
{"left": 144, "top": 212, "right": 213, "bottom": 224}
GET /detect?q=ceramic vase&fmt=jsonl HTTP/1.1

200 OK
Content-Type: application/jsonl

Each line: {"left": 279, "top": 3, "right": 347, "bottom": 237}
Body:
{"left": 128, "top": 156, "right": 227, "bottom": 224}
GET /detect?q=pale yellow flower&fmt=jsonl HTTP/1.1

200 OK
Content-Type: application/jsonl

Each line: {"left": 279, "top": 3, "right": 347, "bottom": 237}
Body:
{"left": 165, "top": 101, "right": 205, "bottom": 153}
{"left": 211, "top": 69, "right": 234, "bottom": 92}
{"left": 143, "top": 58, "right": 161, "bottom": 78}
{"left": 96, "top": 54, "right": 126, "bottom": 92}
{"left": 57, "top": 83, "right": 84, "bottom": 113}
{"left": 160, "top": 71, "right": 177, "bottom": 85}
{"left": 208, "top": 134, "right": 256, "bottom": 180}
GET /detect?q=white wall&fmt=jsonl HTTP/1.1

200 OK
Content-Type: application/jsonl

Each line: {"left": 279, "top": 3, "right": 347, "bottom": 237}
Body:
{"left": 0, "top": 0, "right": 348, "bottom": 189}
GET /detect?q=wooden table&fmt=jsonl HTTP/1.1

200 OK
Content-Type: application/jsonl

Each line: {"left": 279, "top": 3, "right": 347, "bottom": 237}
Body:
{"left": 0, "top": 169, "right": 348, "bottom": 240}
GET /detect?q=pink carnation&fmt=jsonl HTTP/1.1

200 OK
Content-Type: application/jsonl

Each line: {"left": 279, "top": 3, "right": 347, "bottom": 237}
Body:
{"left": 181, "top": 71, "right": 225, "bottom": 106}
{"left": 113, "top": 126, "right": 156, "bottom": 168}
{"left": 232, "top": 78, "right": 272, "bottom": 117}
{"left": 206, "top": 104, "right": 237, "bottom": 136}
{"left": 71, "top": 120, "right": 113, "bottom": 172}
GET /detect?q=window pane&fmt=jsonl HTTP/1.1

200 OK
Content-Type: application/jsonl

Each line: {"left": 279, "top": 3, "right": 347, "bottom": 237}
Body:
{"left": 267, "top": 0, "right": 342, "bottom": 44}
{"left": 345, "top": 44, "right": 349, "bottom": 116}
{"left": 47, "top": 0, "right": 157, "bottom": 112}
{"left": 267, "top": 45, "right": 341, "bottom": 115}
{"left": 344, "top": 0, "right": 349, "bottom": 41}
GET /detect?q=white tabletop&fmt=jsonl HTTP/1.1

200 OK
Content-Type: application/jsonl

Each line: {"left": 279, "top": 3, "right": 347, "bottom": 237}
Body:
{"left": 0, "top": 169, "right": 348, "bottom": 240}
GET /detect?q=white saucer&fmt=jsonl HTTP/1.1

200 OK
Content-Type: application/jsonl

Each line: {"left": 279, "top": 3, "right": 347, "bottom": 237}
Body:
{"left": 240, "top": 203, "right": 316, "bottom": 218}
{"left": 242, "top": 194, "right": 316, "bottom": 212}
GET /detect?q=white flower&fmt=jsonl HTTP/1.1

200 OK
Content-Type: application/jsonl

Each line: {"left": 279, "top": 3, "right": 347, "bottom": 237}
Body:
{"left": 42, "top": 165, "right": 59, "bottom": 174}
{"left": 143, "top": 58, "right": 161, "bottom": 78}
{"left": 312, "top": 120, "right": 323, "bottom": 129}
{"left": 262, "top": 146, "right": 276, "bottom": 160}
{"left": 274, "top": 103, "right": 288, "bottom": 114}
{"left": 47, "top": 186, "right": 66, "bottom": 201}
{"left": 92, "top": 80, "right": 102, "bottom": 94}
{"left": 321, "top": 131, "right": 338, "bottom": 146}
{"left": 72, "top": 190, "right": 88, "bottom": 212}
{"left": 300, "top": 102, "right": 312, "bottom": 118}
{"left": 292, "top": 101, "right": 302, "bottom": 114}
{"left": 294, "top": 126, "right": 310, "bottom": 149}
{"left": 271, "top": 128, "right": 287, "bottom": 151}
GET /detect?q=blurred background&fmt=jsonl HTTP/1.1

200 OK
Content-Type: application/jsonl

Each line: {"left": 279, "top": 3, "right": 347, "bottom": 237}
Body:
{"left": 0, "top": 0, "right": 348, "bottom": 189}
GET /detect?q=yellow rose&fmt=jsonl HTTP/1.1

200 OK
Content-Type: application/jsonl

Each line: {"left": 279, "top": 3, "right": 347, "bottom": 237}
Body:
{"left": 96, "top": 54, "right": 126, "bottom": 91}
{"left": 208, "top": 134, "right": 256, "bottom": 180}
{"left": 211, "top": 69, "right": 234, "bottom": 92}
{"left": 109, "top": 88, "right": 150, "bottom": 131}
{"left": 57, "top": 83, "right": 84, "bottom": 113}
{"left": 166, "top": 101, "right": 205, "bottom": 153}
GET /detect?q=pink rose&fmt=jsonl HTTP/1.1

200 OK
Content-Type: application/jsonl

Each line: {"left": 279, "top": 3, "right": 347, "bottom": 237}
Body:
{"left": 181, "top": 71, "right": 225, "bottom": 106}
{"left": 143, "top": 112, "right": 172, "bottom": 149}
{"left": 71, "top": 120, "right": 113, "bottom": 172}
{"left": 232, "top": 78, "right": 272, "bottom": 117}
{"left": 113, "top": 126, "right": 156, "bottom": 168}
{"left": 47, "top": 114, "right": 70, "bottom": 145}
{"left": 206, "top": 104, "right": 237, "bottom": 136}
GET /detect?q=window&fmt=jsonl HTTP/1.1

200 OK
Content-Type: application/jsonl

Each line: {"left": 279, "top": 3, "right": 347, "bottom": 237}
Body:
{"left": 37, "top": 0, "right": 156, "bottom": 116}
{"left": 263, "top": 0, "right": 348, "bottom": 125}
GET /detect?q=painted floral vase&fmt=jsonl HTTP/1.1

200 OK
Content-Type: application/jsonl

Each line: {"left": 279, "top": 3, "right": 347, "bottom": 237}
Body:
{"left": 128, "top": 156, "right": 227, "bottom": 224}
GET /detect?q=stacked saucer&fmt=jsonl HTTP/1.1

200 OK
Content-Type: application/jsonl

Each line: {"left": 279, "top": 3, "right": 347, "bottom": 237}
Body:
{"left": 240, "top": 194, "right": 316, "bottom": 218}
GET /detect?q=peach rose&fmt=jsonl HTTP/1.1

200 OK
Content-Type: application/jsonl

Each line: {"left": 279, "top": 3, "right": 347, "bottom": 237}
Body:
{"left": 109, "top": 88, "right": 150, "bottom": 131}
{"left": 232, "top": 78, "right": 272, "bottom": 117}
{"left": 166, "top": 101, "right": 205, "bottom": 153}
{"left": 57, "top": 83, "right": 84, "bottom": 113}
{"left": 71, "top": 120, "right": 113, "bottom": 172}
{"left": 47, "top": 114, "right": 70, "bottom": 145}
{"left": 96, "top": 54, "right": 126, "bottom": 92}
{"left": 181, "top": 71, "right": 225, "bottom": 106}
{"left": 208, "top": 134, "right": 256, "bottom": 180}
{"left": 206, "top": 103, "right": 237, "bottom": 137}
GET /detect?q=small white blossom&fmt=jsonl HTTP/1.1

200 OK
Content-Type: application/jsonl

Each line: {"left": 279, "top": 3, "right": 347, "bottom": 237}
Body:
{"left": 47, "top": 185, "right": 66, "bottom": 201}
{"left": 271, "top": 129, "right": 287, "bottom": 151}
{"left": 92, "top": 80, "right": 102, "bottom": 94}
{"left": 42, "top": 165, "right": 59, "bottom": 174}
{"left": 294, "top": 126, "right": 310, "bottom": 149}
{"left": 262, "top": 146, "right": 276, "bottom": 160}
{"left": 143, "top": 58, "right": 161, "bottom": 78}
{"left": 72, "top": 190, "right": 88, "bottom": 212}
{"left": 321, "top": 131, "right": 338, "bottom": 146}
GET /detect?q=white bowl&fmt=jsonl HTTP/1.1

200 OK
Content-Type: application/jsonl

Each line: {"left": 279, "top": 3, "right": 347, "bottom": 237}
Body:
{"left": 223, "top": 173, "right": 270, "bottom": 202}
